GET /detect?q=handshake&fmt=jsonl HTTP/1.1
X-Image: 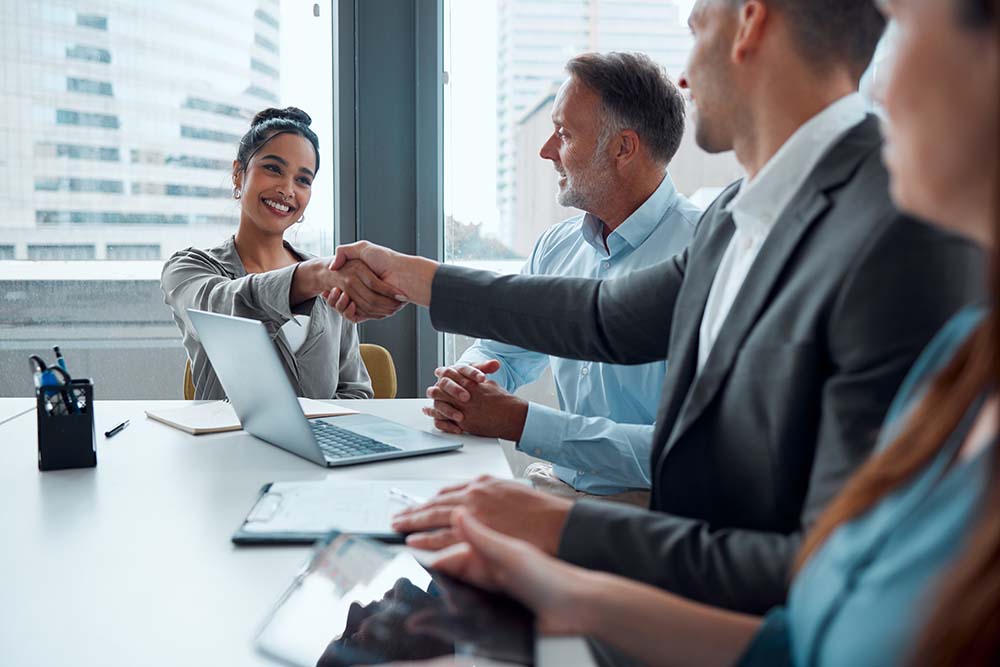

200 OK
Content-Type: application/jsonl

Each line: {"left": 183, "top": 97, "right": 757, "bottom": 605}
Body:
{"left": 309, "top": 241, "right": 529, "bottom": 441}
{"left": 300, "top": 240, "right": 432, "bottom": 322}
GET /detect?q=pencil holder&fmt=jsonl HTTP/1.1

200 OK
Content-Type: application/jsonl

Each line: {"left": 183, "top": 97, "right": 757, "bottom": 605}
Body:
{"left": 37, "top": 378, "right": 97, "bottom": 471}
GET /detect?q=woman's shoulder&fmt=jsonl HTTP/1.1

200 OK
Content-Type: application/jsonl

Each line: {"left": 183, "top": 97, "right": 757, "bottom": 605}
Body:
{"left": 162, "top": 238, "right": 238, "bottom": 278}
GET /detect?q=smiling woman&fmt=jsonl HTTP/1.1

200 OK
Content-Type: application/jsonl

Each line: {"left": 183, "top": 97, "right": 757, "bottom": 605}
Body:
{"left": 159, "top": 108, "right": 404, "bottom": 401}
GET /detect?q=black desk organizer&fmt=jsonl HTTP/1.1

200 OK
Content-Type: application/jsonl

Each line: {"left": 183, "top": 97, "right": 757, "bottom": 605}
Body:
{"left": 37, "top": 378, "right": 97, "bottom": 471}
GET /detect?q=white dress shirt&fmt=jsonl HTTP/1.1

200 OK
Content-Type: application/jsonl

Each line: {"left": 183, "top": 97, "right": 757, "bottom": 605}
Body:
{"left": 697, "top": 93, "right": 869, "bottom": 372}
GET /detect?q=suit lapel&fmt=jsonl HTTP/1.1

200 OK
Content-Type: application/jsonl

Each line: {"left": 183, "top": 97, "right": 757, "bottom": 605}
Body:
{"left": 658, "top": 206, "right": 736, "bottom": 419}
{"left": 661, "top": 115, "right": 884, "bottom": 454}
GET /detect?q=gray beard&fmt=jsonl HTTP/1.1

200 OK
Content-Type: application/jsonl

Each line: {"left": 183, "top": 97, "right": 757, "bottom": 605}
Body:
{"left": 557, "top": 183, "right": 589, "bottom": 209}
{"left": 555, "top": 154, "right": 612, "bottom": 210}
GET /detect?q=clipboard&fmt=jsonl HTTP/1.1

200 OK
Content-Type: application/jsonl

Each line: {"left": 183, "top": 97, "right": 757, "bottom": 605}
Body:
{"left": 232, "top": 478, "right": 456, "bottom": 545}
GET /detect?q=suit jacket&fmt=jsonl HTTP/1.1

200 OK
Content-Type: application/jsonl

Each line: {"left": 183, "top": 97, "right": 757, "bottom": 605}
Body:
{"left": 428, "top": 116, "right": 984, "bottom": 613}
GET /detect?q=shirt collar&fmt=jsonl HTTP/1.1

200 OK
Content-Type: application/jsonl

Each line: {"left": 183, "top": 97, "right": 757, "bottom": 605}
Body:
{"left": 581, "top": 172, "right": 680, "bottom": 256}
{"left": 727, "top": 93, "right": 868, "bottom": 236}
{"left": 216, "top": 235, "right": 310, "bottom": 276}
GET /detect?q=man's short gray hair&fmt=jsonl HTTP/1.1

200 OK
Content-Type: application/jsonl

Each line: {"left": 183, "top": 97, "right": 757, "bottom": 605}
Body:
{"left": 565, "top": 52, "right": 686, "bottom": 166}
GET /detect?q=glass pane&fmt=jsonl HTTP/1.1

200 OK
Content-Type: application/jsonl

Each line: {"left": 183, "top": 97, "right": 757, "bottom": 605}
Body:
{"left": 0, "top": 0, "right": 334, "bottom": 398}
{"left": 442, "top": 0, "right": 742, "bottom": 404}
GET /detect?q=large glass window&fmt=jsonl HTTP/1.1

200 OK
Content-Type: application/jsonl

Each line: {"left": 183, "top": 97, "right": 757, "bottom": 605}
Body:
{"left": 0, "top": 0, "right": 334, "bottom": 398}
{"left": 442, "top": 0, "right": 742, "bottom": 403}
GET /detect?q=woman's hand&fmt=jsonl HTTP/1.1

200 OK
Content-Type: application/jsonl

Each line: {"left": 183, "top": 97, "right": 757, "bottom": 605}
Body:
{"left": 433, "top": 510, "right": 764, "bottom": 667}
{"left": 291, "top": 257, "right": 405, "bottom": 318}
{"left": 430, "top": 508, "right": 596, "bottom": 636}
{"left": 327, "top": 241, "right": 440, "bottom": 322}
{"left": 325, "top": 258, "right": 407, "bottom": 318}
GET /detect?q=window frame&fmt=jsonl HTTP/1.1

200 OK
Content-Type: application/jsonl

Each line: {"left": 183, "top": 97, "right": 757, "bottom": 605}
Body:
{"left": 337, "top": 0, "right": 444, "bottom": 397}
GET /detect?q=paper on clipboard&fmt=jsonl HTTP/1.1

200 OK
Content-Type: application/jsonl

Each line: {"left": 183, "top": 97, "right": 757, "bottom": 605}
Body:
{"left": 234, "top": 479, "right": 456, "bottom": 544}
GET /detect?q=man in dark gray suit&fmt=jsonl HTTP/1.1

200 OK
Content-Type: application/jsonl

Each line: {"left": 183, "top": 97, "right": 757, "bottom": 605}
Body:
{"left": 327, "top": 0, "right": 983, "bottom": 614}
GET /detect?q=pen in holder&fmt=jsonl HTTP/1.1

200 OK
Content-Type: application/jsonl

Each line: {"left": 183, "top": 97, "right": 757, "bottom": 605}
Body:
{"left": 37, "top": 378, "right": 97, "bottom": 471}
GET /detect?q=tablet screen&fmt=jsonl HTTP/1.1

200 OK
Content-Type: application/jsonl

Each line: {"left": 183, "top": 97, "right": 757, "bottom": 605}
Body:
{"left": 255, "top": 533, "right": 534, "bottom": 666}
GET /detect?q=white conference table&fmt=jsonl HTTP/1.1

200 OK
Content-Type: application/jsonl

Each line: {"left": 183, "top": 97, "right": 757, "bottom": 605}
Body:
{"left": 0, "top": 398, "right": 595, "bottom": 667}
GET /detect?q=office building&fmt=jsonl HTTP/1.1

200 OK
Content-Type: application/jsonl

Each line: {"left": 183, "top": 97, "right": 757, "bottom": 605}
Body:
{"left": 0, "top": 0, "right": 282, "bottom": 261}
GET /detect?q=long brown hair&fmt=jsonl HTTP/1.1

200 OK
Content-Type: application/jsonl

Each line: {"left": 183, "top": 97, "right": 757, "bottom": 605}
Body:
{"left": 795, "top": 0, "right": 1000, "bottom": 663}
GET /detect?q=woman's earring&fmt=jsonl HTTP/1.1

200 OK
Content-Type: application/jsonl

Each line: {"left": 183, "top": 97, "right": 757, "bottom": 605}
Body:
{"left": 296, "top": 215, "right": 305, "bottom": 224}
{"left": 233, "top": 187, "right": 242, "bottom": 200}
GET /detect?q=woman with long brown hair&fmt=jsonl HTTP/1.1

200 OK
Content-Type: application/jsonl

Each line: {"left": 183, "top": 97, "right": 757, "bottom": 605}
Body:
{"left": 422, "top": 0, "right": 1000, "bottom": 664}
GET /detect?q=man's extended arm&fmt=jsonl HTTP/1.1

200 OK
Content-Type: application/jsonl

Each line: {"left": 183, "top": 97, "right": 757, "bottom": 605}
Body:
{"left": 328, "top": 240, "right": 688, "bottom": 365}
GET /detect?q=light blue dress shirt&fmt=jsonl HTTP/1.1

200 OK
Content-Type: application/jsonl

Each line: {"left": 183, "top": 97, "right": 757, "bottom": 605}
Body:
{"left": 459, "top": 174, "right": 700, "bottom": 494}
{"left": 737, "top": 306, "right": 994, "bottom": 666}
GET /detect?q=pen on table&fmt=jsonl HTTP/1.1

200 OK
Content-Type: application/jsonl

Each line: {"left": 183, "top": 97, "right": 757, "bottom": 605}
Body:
{"left": 389, "top": 487, "right": 428, "bottom": 507}
{"left": 104, "top": 420, "right": 130, "bottom": 438}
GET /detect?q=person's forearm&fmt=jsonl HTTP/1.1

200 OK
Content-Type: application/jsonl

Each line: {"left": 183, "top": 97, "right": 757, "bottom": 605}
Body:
{"left": 575, "top": 571, "right": 761, "bottom": 667}
{"left": 393, "top": 253, "right": 439, "bottom": 306}
{"left": 289, "top": 258, "right": 325, "bottom": 306}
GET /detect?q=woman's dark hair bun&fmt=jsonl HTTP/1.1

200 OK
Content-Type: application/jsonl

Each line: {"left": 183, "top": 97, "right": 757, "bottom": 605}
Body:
{"left": 236, "top": 106, "right": 320, "bottom": 175}
{"left": 251, "top": 106, "right": 312, "bottom": 127}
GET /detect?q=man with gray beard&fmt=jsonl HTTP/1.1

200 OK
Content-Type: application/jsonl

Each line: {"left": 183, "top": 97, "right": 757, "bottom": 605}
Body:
{"left": 422, "top": 52, "right": 700, "bottom": 501}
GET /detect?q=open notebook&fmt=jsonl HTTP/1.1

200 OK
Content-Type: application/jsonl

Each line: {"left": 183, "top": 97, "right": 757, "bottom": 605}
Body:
{"left": 145, "top": 398, "right": 358, "bottom": 435}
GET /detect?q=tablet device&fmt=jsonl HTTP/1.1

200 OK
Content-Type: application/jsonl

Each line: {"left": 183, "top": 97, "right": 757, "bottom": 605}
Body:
{"left": 254, "top": 532, "right": 535, "bottom": 666}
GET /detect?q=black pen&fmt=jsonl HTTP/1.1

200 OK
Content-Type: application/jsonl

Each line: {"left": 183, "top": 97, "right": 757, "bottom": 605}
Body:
{"left": 104, "top": 420, "right": 130, "bottom": 438}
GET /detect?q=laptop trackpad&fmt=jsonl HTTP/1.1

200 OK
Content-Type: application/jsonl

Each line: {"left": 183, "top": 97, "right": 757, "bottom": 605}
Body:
{"left": 319, "top": 413, "right": 441, "bottom": 448}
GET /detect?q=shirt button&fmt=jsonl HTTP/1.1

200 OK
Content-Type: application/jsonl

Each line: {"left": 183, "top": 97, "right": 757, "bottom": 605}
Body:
{"left": 534, "top": 448, "right": 541, "bottom": 456}
{"left": 602, "top": 261, "right": 610, "bottom": 270}
{"left": 581, "top": 366, "right": 589, "bottom": 376}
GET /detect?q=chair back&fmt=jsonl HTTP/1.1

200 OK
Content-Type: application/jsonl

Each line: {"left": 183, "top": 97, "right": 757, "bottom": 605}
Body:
{"left": 360, "top": 343, "right": 397, "bottom": 399}
{"left": 183, "top": 359, "right": 195, "bottom": 400}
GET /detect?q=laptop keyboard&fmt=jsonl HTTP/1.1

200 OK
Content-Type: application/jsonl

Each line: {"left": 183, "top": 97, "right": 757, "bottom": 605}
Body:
{"left": 310, "top": 420, "right": 402, "bottom": 460}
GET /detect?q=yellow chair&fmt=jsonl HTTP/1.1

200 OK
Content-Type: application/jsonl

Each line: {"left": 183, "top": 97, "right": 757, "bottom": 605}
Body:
{"left": 359, "top": 343, "right": 397, "bottom": 399}
{"left": 182, "top": 344, "right": 397, "bottom": 400}
{"left": 183, "top": 359, "right": 196, "bottom": 400}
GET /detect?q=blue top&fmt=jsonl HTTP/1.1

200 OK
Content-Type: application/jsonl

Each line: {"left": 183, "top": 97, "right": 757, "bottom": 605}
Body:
{"left": 738, "top": 306, "right": 993, "bottom": 666}
{"left": 459, "top": 174, "right": 700, "bottom": 494}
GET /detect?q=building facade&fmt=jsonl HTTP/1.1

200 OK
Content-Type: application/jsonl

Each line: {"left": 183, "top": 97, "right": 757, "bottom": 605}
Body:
{"left": 0, "top": 0, "right": 282, "bottom": 261}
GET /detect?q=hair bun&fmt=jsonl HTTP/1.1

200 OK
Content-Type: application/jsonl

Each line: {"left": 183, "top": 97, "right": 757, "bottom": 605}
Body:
{"left": 251, "top": 106, "right": 312, "bottom": 127}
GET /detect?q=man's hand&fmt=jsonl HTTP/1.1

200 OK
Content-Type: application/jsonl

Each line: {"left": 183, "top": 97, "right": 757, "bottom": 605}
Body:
{"left": 391, "top": 476, "right": 572, "bottom": 555}
{"left": 326, "top": 259, "right": 406, "bottom": 318}
{"left": 423, "top": 363, "right": 528, "bottom": 441}
{"left": 326, "top": 241, "right": 439, "bottom": 322}
{"left": 291, "top": 257, "right": 403, "bottom": 317}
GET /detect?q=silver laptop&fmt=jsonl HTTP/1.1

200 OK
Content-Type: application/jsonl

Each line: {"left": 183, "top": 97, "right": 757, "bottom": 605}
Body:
{"left": 186, "top": 309, "right": 461, "bottom": 467}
